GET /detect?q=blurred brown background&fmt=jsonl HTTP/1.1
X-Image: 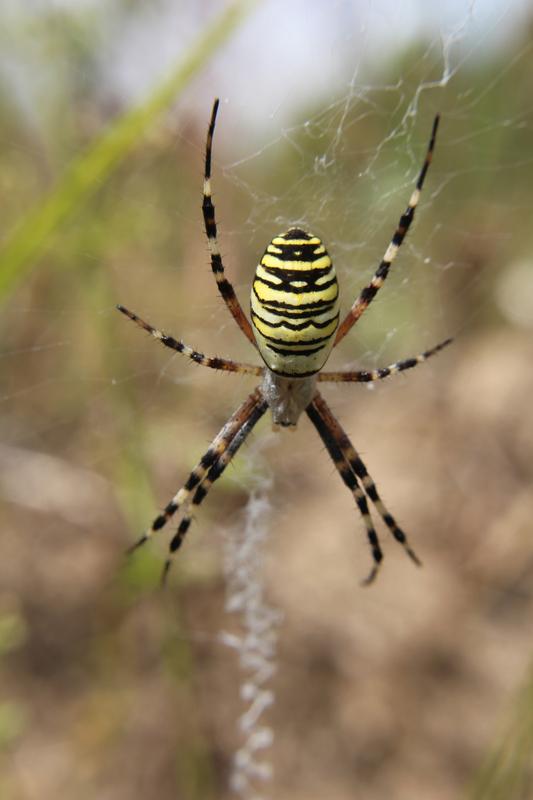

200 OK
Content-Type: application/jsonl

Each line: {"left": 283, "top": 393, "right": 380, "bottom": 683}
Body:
{"left": 1, "top": 2, "right": 533, "bottom": 799}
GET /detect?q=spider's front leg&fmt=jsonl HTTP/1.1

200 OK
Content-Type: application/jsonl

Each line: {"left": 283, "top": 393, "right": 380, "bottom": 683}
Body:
{"left": 126, "top": 388, "right": 265, "bottom": 560}
{"left": 307, "top": 391, "right": 421, "bottom": 582}
{"left": 306, "top": 398, "right": 384, "bottom": 584}
{"left": 161, "top": 395, "right": 268, "bottom": 583}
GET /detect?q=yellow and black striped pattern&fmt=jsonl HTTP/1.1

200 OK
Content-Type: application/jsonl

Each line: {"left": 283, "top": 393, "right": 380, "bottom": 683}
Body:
{"left": 118, "top": 102, "right": 447, "bottom": 585}
{"left": 250, "top": 228, "right": 340, "bottom": 377}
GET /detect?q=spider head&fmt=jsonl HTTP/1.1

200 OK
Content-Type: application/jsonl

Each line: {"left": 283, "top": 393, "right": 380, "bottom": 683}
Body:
{"left": 261, "top": 371, "right": 317, "bottom": 428}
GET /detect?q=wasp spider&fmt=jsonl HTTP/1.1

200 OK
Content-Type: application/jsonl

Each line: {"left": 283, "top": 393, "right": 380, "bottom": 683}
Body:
{"left": 118, "top": 99, "right": 450, "bottom": 585}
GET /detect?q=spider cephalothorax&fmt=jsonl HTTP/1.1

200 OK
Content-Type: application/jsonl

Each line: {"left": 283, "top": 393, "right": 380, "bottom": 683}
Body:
{"left": 118, "top": 99, "right": 451, "bottom": 585}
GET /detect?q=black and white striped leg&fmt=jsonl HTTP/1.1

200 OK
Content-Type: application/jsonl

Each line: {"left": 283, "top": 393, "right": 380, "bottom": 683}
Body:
{"left": 161, "top": 396, "right": 268, "bottom": 583}
{"left": 306, "top": 399, "right": 384, "bottom": 585}
{"left": 311, "top": 391, "right": 421, "bottom": 571}
{"left": 117, "top": 304, "right": 262, "bottom": 376}
{"left": 127, "top": 388, "right": 265, "bottom": 555}
{"left": 319, "top": 337, "right": 452, "bottom": 383}
{"left": 335, "top": 114, "right": 440, "bottom": 346}
{"left": 202, "top": 99, "right": 256, "bottom": 346}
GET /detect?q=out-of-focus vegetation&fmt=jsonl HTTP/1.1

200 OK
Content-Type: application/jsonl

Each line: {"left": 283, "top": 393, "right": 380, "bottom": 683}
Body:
{"left": 1, "top": 4, "right": 533, "bottom": 799}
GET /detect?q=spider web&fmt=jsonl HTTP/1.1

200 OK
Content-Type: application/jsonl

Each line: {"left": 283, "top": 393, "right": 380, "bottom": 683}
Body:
{"left": 1, "top": 2, "right": 533, "bottom": 800}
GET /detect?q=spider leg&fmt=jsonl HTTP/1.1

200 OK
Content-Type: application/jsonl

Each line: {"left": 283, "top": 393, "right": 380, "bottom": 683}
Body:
{"left": 319, "top": 337, "right": 452, "bottom": 383}
{"left": 310, "top": 391, "right": 421, "bottom": 570}
{"left": 117, "top": 304, "right": 263, "bottom": 376}
{"left": 334, "top": 114, "right": 440, "bottom": 347}
{"left": 162, "top": 396, "right": 268, "bottom": 583}
{"left": 306, "top": 397, "right": 384, "bottom": 585}
{"left": 202, "top": 99, "right": 256, "bottom": 347}
{"left": 127, "top": 388, "right": 264, "bottom": 554}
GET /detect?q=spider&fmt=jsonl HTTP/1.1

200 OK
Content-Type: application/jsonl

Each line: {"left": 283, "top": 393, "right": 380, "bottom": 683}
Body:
{"left": 117, "top": 99, "right": 451, "bottom": 585}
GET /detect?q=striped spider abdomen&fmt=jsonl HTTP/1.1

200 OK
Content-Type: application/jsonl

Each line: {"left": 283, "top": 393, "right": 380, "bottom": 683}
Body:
{"left": 118, "top": 100, "right": 448, "bottom": 585}
{"left": 250, "top": 228, "right": 340, "bottom": 378}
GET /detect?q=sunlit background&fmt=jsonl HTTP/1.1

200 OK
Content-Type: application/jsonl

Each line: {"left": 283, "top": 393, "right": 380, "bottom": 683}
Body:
{"left": 1, "top": 1, "right": 533, "bottom": 799}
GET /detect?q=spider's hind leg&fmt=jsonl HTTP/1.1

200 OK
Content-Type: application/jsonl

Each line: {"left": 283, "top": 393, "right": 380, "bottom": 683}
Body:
{"left": 334, "top": 114, "right": 440, "bottom": 347}
{"left": 202, "top": 99, "right": 256, "bottom": 346}
{"left": 319, "top": 337, "right": 452, "bottom": 383}
{"left": 116, "top": 304, "right": 262, "bottom": 376}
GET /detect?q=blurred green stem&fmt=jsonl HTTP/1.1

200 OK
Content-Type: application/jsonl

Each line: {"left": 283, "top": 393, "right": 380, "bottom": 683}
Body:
{"left": 0, "top": 0, "right": 259, "bottom": 299}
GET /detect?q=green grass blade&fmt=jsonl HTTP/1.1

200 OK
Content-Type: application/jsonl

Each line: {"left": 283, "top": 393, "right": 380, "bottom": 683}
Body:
{"left": 0, "top": 0, "right": 258, "bottom": 299}
{"left": 468, "top": 665, "right": 533, "bottom": 800}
